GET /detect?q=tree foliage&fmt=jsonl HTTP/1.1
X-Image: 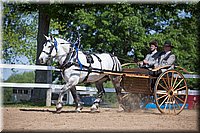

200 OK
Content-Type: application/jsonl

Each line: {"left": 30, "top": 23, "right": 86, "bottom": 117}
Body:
{"left": 5, "top": 71, "right": 35, "bottom": 83}
{"left": 2, "top": 3, "right": 38, "bottom": 64}
{"left": 52, "top": 3, "right": 198, "bottom": 72}
{"left": 2, "top": 2, "right": 199, "bottom": 73}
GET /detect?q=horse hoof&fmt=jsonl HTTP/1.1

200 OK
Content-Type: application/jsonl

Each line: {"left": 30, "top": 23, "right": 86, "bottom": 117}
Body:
{"left": 90, "top": 109, "right": 99, "bottom": 113}
{"left": 75, "top": 106, "right": 83, "bottom": 113}
{"left": 56, "top": 107, "right": 62, "bottom": 113}
{"left": 90, "top": 104, "right": 99, "bottom": 113}
{"left": 117, "top": 108, "right": 124, "bottom": 112}
{"left": 56, "top": 103, "right": 63, "bottom": 113}
{"left": 117, "top": 105, "right": 125, "bottom": 112}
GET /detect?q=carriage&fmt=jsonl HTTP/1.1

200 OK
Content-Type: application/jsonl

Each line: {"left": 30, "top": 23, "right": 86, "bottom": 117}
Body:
{"left": 104, "top": 65, "right": 189, "bottom": 115}
{"left": 39, "top": 35, "right": 189, "bottom": 115}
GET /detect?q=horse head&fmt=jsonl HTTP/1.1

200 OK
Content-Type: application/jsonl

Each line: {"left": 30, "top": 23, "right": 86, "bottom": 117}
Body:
{"left": 38, "top": 35, "right": 58, "bottom": 64}
{"left": 39, "top": 35, "right": 74, "bottom": 64}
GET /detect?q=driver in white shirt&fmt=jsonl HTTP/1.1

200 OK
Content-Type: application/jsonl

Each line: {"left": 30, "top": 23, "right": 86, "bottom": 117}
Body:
{"left": 139, "top": 40, "right": 160, "bottom": 70}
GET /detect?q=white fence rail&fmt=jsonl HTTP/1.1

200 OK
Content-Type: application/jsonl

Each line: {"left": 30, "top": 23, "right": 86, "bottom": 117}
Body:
{"left": 0, "top": 64, "right": 60, "bottom": 71}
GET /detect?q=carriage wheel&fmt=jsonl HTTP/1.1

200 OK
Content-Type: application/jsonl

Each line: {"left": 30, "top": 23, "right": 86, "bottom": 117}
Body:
{"left": 154, "top": 70, "right": 188, "bottom": 115}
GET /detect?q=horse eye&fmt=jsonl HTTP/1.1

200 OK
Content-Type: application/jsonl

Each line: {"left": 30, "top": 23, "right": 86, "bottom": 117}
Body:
{"left": 48, "top": 46, "right": 52, "bottom": 48}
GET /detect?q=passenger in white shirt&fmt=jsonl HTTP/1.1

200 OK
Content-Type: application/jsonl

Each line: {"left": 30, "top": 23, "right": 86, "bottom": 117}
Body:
{"left": 139, "top": 40, "right": 160, "bottom": 70}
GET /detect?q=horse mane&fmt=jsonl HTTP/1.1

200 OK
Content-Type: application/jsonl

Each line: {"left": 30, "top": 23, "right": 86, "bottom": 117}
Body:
{"left": 55, "top": 37, "right": 71, "bottom": 52}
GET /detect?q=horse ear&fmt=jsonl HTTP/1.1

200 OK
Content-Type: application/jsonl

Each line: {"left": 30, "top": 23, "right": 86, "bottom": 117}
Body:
{"left": 43, "top": 34, "right": 49, "bottom": 40}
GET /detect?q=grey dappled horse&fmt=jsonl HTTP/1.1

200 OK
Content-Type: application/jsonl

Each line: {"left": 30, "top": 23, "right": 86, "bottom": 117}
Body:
{"left": 39, "top": 35, "right": 124, "bottom": 112}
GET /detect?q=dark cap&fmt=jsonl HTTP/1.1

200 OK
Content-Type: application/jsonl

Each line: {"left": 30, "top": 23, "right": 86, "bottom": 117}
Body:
{"left": 149, "top": 40, "right": 158, "bottom": 47}
{"left": 164, "top": 40, "right": 174, "bottom": 48}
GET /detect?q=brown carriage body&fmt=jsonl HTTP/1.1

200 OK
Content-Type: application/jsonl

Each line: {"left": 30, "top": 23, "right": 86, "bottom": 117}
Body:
{"left": 121, "top": 68, "right": 153, "bottom": 95}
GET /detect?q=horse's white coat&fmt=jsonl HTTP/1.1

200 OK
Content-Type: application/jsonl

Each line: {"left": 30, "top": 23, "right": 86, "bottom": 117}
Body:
{"left": 39, "top": 35, "right": 123, "bottom": 112}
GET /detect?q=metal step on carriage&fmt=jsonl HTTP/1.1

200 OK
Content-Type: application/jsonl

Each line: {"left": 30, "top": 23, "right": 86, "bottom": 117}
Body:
{"left": 101, "top": 64, "right": 190, "bottom": 115}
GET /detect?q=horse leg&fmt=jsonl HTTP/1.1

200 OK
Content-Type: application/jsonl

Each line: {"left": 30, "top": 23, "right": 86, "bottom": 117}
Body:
{"left": 56, "top": 76, "right": 79, "bottom": 113}
{"left": 90, "top": 78, "right": 107, "bottom": 112}
{"left": 70, "top": 86, "right": 83, "bottom": 112}
{"left": 110, "top": 75, "right": 124, "bottom": 112}
{"left": 56, "top": 86, "right": 68, "bottom": 113}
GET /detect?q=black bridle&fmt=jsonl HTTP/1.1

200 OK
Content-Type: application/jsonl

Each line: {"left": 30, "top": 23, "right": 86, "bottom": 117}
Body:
{"left": 41, "top": 38, "right": 79, "bottom": 69}
{"left": 42, "top": 40, "right": 56, "bottom": 58}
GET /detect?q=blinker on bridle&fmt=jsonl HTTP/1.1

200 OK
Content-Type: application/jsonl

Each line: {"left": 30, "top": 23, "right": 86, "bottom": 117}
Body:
{"left": 42, "top": 40, "right": 55, "bottom": 57}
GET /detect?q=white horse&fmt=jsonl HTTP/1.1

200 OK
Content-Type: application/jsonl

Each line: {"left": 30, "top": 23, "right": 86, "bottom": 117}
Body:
{"left": 39, "top": 35, "right": 123, "bottom": 113}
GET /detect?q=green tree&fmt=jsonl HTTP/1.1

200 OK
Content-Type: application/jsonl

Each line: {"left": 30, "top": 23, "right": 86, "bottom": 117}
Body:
{"left": 54, "top": 3, "right": 198, "bottom": 73}
{"left": 5, "top": 71, "right": 35, "bottom": 83}
{"left": 3, "top": 3, "right": 38, "bottom": 64}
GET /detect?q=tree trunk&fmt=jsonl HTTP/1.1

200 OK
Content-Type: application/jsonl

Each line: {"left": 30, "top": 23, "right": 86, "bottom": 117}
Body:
{"left": 31, "top": 6, "right": 51, "bottom": 105}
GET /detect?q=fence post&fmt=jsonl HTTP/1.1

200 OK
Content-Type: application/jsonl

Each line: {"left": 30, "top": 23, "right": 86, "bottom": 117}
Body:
{"left": 46, "top": 87, "right": 52, "bottom": 106}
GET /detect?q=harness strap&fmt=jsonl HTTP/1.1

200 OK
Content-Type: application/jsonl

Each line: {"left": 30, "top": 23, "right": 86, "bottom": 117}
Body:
{"left": 93, "top": 54, "right": 102, "bottom": 70}
{"left": 81, "top": 53, "right": 103, "bottom": 83}
{"left": 59, "top": 50, "right": 76, "bottom": 69}
{"left": 82, "top": 65, "right": 92, "bottom": 83}
{"left": 109, "top": 54, "right": 116, "bottom": 71}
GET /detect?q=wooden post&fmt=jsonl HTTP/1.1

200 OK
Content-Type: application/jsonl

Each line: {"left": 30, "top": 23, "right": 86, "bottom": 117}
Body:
{"left": 46, "top": 87, "right": 52, "bottom": 106}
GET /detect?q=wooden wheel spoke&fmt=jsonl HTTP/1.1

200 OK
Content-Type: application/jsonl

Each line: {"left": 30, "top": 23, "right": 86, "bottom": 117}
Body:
{"left": 164, "top": 97, "right": 170, "bottom": 112}
{"left": 172, "top": 97, "right": 180, "bottom": 109}
{"left": 169, "top": 97, "right": 173, "bottom": 113}
{"left": 174, "top": 95, "right": 185, "bottom": 103}
{"left": 166, "top": 97, "right": 174, "bottom": 113}
{"left": 172, "top": 75, "right": 178, "bottom": 88}
{"left": 174, "top": 79, "right": 184, "bottom": 90}
{"left": 171, "top": 97, "right": 176, "bottom": 113}
{"left": 156, "top": 90, "right": 167, "bottom": 95}
{"left": 171, "top": 72, "right": 174, "bottom": 87}
{"left": 162, "top": 78, "right": 169, "bottom": 89}
{"left": 174, "top": 85, "right": 187, "bottom": 92}
{"left": 174, "top": 93, "right": 186, "bottom": 96}
{"left": 173, "top": 96, "right": 181, "bottom": 110}
{"left": 159, "top": 96, "right": 168, "bottom": 107}
{"left": 158, "top": 83, "right": 168, "bottom": 91}
{"left": 167, "top": 73, "right": 171, "bottom": 88}
{"left": 157, "top": 94, "right": 168, "bottom": 100}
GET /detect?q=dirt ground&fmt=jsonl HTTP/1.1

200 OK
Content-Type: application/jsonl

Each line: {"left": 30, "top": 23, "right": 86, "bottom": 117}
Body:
{"left": 2, "top": 106, "right": 199, "bottom": 132}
